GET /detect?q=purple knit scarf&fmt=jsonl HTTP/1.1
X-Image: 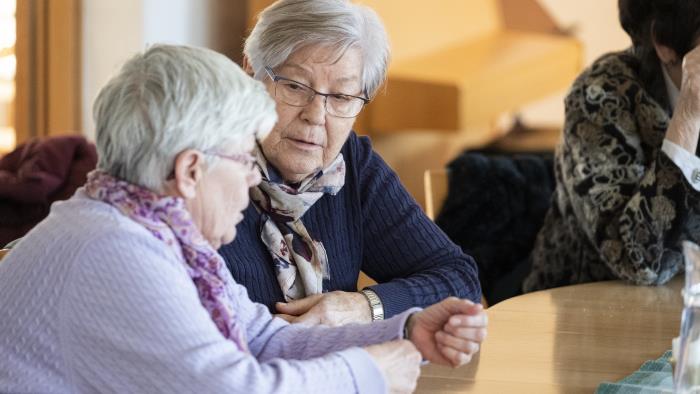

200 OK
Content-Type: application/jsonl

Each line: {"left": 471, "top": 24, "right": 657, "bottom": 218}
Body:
{"left": 84, "top": 170, "right": 249, "bottom": 352}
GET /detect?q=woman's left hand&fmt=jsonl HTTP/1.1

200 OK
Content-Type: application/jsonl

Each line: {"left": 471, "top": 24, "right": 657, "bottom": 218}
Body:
{"left": 407, "top": 298, "right": 487, "bottom": 367}
{"left": 275, "top": 291, "right": 371, "bottom": 326}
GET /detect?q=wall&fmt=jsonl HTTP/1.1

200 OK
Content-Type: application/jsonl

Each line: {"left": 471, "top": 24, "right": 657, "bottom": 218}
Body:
{"left": 520, "top": 0, "right": 631, "bottom": 127}
{"left": 80, "top": 0, "right": 632, "bottom": 136}
{"left": 81, "top": 0, "right": 245, "bottom": 139}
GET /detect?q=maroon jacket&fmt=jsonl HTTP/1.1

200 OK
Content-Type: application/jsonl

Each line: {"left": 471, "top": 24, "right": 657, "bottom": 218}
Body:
{"left": 0, "top": 136, "right": 97, "bottom": 246}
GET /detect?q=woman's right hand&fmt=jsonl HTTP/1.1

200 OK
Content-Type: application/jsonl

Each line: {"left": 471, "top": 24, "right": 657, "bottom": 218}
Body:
{"left": 364, "top": 340, "right": 422, "bottom": 393}
{"left": 670, "top": 45, "right": 700, "bottom": 152}
{"left": 681, "top": 45, "right": 700, "bottom": 105}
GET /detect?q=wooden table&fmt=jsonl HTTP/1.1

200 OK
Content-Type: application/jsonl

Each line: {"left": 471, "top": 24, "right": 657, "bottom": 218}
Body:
{"left": 416, "top": 277, "right": 683, "bottom": 393}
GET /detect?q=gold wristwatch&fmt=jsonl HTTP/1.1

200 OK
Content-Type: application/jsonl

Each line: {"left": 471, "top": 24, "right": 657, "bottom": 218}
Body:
{"left": 361, "top": 289, "right": 384, "bottom": 321}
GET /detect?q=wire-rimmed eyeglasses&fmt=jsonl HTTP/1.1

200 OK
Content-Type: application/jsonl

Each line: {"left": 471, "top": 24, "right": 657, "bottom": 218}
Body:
{"left": 264, "top": 66, "right": 369, "bottom": 118}
{"left": 205, "top": 151, "right": 256, "bottom": 171}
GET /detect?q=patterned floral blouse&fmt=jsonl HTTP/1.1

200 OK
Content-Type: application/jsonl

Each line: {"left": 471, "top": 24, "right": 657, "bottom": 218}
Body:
{"left": 524, "top": 50, "right": 700, "bottom": 292}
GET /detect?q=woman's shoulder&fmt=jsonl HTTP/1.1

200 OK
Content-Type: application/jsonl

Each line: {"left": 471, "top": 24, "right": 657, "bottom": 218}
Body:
{"left": 342, "top": 131, "right": 372, "bottom": 161}
{"left": 28, "top": 191, "right": 178, "bottom": 263}
{"left": 342, "top": 132, "right": 389, "bottom": 173}
{"left": 3, "top": 192, "right": 184, "bottom": 298}
{"left": 570, "top": 50, "right": 642, "bottom": 97}
{"left": 342, "top": 132, "right": 397, "bottom": 188}
{"left": 588, "top": 50, "right": 640, "bottom": 79}
{"left": 563, "top": 49, "right": 662, "bottom": 129}
{"left": 49, "top": 191, "right": 152, "bottom": 238}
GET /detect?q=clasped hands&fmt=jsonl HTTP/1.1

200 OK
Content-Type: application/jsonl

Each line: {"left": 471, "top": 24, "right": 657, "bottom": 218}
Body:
{"left": 276, "top": 290, "right": 488, "bottom": 369}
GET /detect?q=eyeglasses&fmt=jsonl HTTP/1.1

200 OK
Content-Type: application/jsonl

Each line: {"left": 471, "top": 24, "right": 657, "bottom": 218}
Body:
{"left": 205, "top": 151, "right": 256, "bottom": 171}
{"left": 264, "top": 66, "right": 369, "bottom": 118}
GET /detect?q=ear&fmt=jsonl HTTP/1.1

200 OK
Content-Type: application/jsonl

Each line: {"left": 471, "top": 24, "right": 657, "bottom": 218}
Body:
{"left": 170, "top": 149, "right": 205, "bottom": 200}
{"left": 242, "top": 55, "right": 255, "bottom": 77}
{"left": 651, "top": 26, "right": 679, "bottom": 65}
{"left": 653, "top": 42, "right": 679, "bottom": 65}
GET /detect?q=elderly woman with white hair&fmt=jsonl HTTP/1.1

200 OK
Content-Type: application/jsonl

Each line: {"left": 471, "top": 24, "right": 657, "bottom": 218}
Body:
{"left": 220, "top": 0, "right": 484, "bottom": 327}
{"left": 0, "top": 44, "right": 487, "bottom": 393}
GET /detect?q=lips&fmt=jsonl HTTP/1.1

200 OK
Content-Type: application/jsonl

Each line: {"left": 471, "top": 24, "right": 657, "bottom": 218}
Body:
{"left": 287, "top": 137, "right": 322, "bottom": 148}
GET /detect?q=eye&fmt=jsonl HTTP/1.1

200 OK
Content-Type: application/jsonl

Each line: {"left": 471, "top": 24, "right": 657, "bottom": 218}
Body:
{"left": 281, "top": 81, "right": 304, "bottom": 91}
{"left": 331, "top": 94, "right": 352, "bottom": 102}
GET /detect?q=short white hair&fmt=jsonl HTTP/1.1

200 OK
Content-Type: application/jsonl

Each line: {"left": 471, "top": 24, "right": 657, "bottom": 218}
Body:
{"left": 244, "top": 0, "right": 390, "bottom": 98}
{"left": 93, "top": 44, "right": 277, "bottom": 191}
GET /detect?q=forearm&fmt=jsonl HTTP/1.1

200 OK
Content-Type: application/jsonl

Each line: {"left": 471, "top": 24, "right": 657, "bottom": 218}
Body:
{"left": 665, "top": 103, "right": 700, "bottom": 153}
{"left": 367, "top": 257, "right": 481, "bottom": 317}
{"left": 69, "top": 337, "right": 383, "bottom": 394}
{"left": 362, "top": 195, "right": 481, "bottom": 316}
{"left": 570, "top": 150, "right": 696, "bottom": 284}
{"left": 254, "top": 308, "right": 418, "bottom": 361}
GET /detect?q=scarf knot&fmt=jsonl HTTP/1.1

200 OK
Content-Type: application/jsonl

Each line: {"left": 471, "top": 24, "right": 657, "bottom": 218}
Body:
{"left": 250, "top": 147, "right": 346, "bottom": 301}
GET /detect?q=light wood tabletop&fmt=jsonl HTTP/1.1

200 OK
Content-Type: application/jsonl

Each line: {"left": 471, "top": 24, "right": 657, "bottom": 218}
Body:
{"left": 416, "top": 276, "right": 683, "bottom": 393}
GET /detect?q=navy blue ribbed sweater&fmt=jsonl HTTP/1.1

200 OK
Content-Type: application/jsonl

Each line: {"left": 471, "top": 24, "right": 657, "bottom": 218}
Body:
{"left": 218, "top": 133, "right": 481, "bottom": 318}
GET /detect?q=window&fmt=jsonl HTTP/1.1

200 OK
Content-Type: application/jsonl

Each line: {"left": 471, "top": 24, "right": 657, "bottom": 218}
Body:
{"left": 0, "top": 0, "right": 15, "bottom": 153}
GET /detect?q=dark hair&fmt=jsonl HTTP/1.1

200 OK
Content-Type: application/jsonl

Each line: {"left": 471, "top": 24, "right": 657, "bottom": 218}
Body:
{"left": 618, "top": 0, "right": 700, "bottom": 108}
{"left": 619, "top": 0, "right": 700, "bottom": 57}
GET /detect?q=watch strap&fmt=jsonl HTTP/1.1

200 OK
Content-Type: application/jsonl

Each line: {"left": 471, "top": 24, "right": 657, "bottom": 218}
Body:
{"left": 361, "top": 288, "right": 384, "bottom": 321}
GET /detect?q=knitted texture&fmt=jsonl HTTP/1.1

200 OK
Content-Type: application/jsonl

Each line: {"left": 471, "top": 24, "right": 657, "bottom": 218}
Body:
{"left": 219, "top": 133, "right": 482, "bottom": 318}
{"left": 0, "top": 191, "right": 419, "bottom": 393}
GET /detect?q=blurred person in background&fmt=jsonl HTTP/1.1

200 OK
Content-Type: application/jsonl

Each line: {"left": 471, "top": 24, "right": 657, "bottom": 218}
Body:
{"left": 525, "top": 0, "right": 700, "bottom": 291}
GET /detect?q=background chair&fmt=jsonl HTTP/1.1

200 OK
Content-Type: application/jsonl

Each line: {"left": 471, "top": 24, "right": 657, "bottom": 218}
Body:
{"left": 0, "top": 136, "right": 97, "bottom": 246}
{"left": 0, "top": 248, "right": 9, "bottom": 261}
{"left": 424, "top": 168, "right": 489, "bottom": 307}
{"left": 424, "top": 168, "right": 449, "bottom": 221}
{"left": 431, "top": 151, "right": 555, "bottom": 305}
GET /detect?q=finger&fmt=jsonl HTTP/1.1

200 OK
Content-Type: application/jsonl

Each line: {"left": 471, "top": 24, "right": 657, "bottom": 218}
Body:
{"left": 447, "top": 310, "right": 488, "bottom": 328}
{"left": 275, "top": 313, "right": 296, "bottom": 323}
{"left": 275, "top": 294, "right": 324, "bottom": 315}
{"left": 435, "top": 331, "right": 480, "bottom": 355}
{"left": 438, "top": 343, "right": 472, "bottom": 368}
{"left": 442, "top": 325, "right": 488, "bottom": 343}
{"left": 289, "top": 311, "right": 322, "bottom": 326}
{"left": 438, "top": 297, "right": 482, "bottom": 316}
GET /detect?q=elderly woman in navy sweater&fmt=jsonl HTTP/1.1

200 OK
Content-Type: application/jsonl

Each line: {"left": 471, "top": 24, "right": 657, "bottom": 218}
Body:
{"left": 0, "top": 44, "right": 487, "bottom": 393}
{"left": 218, "top": 0, "right": 483, "bottom": 326}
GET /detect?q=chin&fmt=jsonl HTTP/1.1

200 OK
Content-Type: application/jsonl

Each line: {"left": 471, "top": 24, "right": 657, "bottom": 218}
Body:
{"left": 209, "top": 239, "right": 221, "bottom": 249}
{"left": 222, "top": 230, "right": 236, "bottom": 246}
{"left": 288, "top": 162, "right": 323, "bottom": 178}
{"left": 287, "top": 154, "right": 322, "bottom": 170}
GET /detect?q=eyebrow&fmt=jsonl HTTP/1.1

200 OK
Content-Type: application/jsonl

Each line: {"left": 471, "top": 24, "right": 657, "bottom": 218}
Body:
{"left": 277, "top": 63, "right": 312, "bottom": 78}
{"left": 278, "top": 63, "right": 361, "bottom": 87}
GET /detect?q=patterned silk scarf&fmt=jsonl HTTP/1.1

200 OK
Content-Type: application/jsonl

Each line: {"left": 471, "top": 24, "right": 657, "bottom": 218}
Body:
{"left": 84, "top": 170, "right": 249, "bottom": 352}
{"left": 250, "top": 147, "right": 346, "bottom": 301}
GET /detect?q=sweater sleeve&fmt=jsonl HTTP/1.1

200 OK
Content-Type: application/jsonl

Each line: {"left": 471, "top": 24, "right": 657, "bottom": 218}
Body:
{"left": 233, "top": 280, "right": 420, "bottom": 361}
{"left": 553, "top": 77, "right": 700, "bottom": 285}
{"left": 59, "top": 230, "right": 389, "bottom": 394}
{"left": 352, "top": 135, "right": 482, "bottom": 317}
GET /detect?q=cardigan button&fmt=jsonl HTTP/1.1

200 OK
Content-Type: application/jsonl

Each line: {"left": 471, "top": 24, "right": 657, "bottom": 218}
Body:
{"left": 692, "top": 169, "right": 700, "bottom": 184}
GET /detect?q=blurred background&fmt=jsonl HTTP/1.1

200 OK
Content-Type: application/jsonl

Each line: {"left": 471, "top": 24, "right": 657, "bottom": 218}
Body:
{"left": 0, "top": 0, "right": 630, "bottom": 206}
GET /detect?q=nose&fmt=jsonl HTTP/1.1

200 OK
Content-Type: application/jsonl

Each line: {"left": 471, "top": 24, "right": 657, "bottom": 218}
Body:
{"left": 300, "top": 94, "right": 326, "bottom": 125}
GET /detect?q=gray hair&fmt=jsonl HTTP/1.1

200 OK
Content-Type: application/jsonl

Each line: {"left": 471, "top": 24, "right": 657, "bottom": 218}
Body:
{"left": 93, "top": 44, "right": 277, "bottom": 191}
{"left": 244, "top": 0, "right": 390, "bottom": 98}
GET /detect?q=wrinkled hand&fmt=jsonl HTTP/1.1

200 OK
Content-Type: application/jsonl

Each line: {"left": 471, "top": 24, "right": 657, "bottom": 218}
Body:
{"left": 407, "top": 297, "right": 487, "bottom": 367}
{"left": 680, "top": 45, "right": 700, "bottom": 113}
{"left": 364, "top": 340, "right": 422, "bottom": 394}
{"left": 275, "top": 291, "right": 371, "bottom": 326}
{"left": 669, "top": 45, "right": 700, "bottom": 151}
